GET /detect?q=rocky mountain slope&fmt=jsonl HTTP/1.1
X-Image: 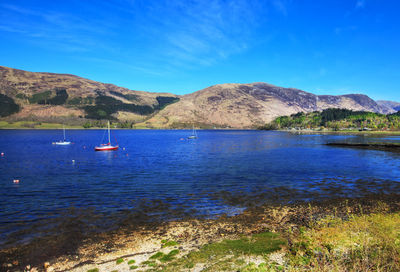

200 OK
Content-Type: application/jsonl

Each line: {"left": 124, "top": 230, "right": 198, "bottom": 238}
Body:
{"left": 377, "top": 100, "right": 400, "bottom": 114}
{"left": 142, "top": 83, "right": 395, "bottom": 128}
{"left": 0, "top": 66, "right": 398, "bottom": 128}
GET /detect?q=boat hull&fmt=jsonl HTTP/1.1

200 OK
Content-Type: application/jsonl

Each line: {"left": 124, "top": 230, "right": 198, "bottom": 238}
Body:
{"left": 53, "top": 141, "right": 71, "bottom": 145}
{"left": 94, "top": 145, "right": 119, "bottom": 151}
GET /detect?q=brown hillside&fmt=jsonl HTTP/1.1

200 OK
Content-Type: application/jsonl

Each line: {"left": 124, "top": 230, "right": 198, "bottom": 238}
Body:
{"left": 0, "top": 66, "right": 397, "bottom": 128}
{"left": 142, "top": 83, "right": 389, "bottom": 128}
{"left": 0, "top": 66, "right": 178, "bottom": 123}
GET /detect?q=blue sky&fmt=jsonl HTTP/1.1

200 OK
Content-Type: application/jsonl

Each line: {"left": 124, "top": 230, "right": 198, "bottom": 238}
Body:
{"left": 0, "top": 0, "right": 399, "bottom": 101}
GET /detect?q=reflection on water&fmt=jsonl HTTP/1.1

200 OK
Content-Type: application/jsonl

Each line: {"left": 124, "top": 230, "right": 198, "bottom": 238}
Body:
{"left": 1, "top": 129, "right": 400, "bottom": 246}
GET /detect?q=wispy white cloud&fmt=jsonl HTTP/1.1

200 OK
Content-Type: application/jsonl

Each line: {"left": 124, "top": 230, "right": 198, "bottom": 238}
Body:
{"left": 0, "top": 1, "right": 276, "bottom": 74}
{"left": 127, "top": 0, "right": 268, "bottom": 69}
{"left": 356, "top": 0, "right": 366, "bottom": 9}
{"left": 272, "top": 0, "right": 290, "bottom": 16}
{"left": 0, "top": 3, "right": 115, "bottom": 52}
{"left": 1, "top": 3, "right": 37, "bottom": 16}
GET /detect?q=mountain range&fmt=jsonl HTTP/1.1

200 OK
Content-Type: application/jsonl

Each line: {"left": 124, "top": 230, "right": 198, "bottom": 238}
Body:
{"left": 0, "top": 66, "right": 398, "bottom": 128}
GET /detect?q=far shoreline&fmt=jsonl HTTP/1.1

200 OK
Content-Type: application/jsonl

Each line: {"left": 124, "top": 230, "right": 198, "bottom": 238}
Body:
{"left": 282, "top": 129, "right": 400, "bottom": 136}
{"left": 3, "top": 123, "right": 400, "bottom": 135}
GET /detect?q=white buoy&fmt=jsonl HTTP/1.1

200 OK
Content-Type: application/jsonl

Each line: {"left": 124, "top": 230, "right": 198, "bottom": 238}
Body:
{"left": 13, "top": 179, "right": 19, "bottom": 183}
{"left": 72, "top": 160, "right": 75, "bottom": 163}
{"left": 1, "top": 152, "right": 4, "bottom": 156}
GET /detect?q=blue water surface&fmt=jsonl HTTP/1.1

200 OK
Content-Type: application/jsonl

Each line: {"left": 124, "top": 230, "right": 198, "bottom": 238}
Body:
{"left": 1, "top": 130, "right": 400, "bottom": 245}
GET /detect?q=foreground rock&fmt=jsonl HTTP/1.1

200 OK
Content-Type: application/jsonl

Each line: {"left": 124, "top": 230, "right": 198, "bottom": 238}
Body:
{"left": 2, "top": 194, "right": 399, "bottom": 271}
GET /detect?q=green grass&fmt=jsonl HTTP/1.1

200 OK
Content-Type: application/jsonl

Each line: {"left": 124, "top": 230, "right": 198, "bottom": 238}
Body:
{"left": 159, "top": 232, "right": 285, "bottom": 271}
{"left": 161, "top": 240, "right": 179, "bottom": 248}
{"left": 241, "top": 262, "right": 284, "bottom": 272}
{"left": 142, "top": 260, "right": 157, "bottom": 267}
{"left": 0, "top": 121, "right": 83, "bottom": 129}
{"left": 127, "top": 260, "right": 135, "bottom": 265}
{"left": 0, "top": 121, "right": 11, "bottom": 128}
{"left": 159, "top": 249, "right": 180, "bottom": 262}
{"left": 0, "top": 121, "right": 40, "bottom": 128}
{"left": 129, "top": 265, "right": 138, "bottom": 270}
{"left": 132, "top": 125, "right": 152, "bottom": 129}
{"left": 116, "top": 258, "right": 124, "bottom": 264}
{"left": 149, "top": 252, "right": 164, "bottom": 259}
{"left": 201, "top": 232, "right": 285, "bottom": 256}
{"left": 86, "top": 269, "right": 99, "bottom": 272}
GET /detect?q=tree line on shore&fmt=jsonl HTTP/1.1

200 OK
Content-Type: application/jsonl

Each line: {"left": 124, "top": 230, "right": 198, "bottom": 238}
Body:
{"left": 261, "top": 108, "right": 400, "bottom": 131}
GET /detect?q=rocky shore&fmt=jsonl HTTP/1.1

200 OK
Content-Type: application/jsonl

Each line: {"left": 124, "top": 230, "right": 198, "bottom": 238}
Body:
{"left": 2, "top": 194, "right": 400, "bottom": 272}
{"left": 326, "top": 142, "right": 400, "bottom": 152}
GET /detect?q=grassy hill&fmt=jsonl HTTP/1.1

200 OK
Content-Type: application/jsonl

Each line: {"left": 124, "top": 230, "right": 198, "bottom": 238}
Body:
{"left": 2, "top": 66, "right": 400, "bottom": 129}
{"left": 0, "top": 66, "right": 180, "bottom": 128}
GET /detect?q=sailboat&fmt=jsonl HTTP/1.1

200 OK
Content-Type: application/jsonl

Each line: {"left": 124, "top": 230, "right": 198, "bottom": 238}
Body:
{"left": 95, "top": 121, "right": 119, "bottom": 151}
{"left": 187, "top": 124, "right": 198, "bottom": 139}
{"left": 53, "top": 126, "right": 71, "bottom": 145}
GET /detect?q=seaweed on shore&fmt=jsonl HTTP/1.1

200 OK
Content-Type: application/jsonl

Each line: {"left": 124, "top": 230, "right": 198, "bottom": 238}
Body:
{"left": 2, "top": 194, "right": 400, "bottom": 271}
{"left": 0, "top": 198, "right": 201, "bottom": 270}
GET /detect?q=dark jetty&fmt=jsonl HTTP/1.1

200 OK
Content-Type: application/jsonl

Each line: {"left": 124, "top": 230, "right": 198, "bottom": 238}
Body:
{"left": 326, "top": 142, "right": 400, "bottom": 152}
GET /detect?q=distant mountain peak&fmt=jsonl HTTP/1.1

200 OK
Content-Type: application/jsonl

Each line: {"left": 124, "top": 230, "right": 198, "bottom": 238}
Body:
{"left": 0, "top": 66, "right": 398, "bottom": 128}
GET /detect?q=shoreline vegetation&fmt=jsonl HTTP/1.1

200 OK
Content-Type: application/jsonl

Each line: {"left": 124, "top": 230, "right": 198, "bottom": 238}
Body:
{"left": 1, "top": 194, "right": 400, "bottom": 271}
{"left": 0, "top": 121, "right": 231, "bottom": 130}
{"left": 259, "top": 108, "right": 400, "bottom": 132}
{"left": 3, "top": 121, "right": 400, "bottom": 134}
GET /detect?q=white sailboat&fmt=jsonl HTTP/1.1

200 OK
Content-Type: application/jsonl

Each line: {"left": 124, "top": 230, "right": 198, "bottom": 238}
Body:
{"left": 95, "top": 121, "right": 119, "bottom": 151}
{"left": 187, "top": 124, "right": 198, "bottom": 139}
{"left": 53, "top": 126, "right": 71, "bottom": 145}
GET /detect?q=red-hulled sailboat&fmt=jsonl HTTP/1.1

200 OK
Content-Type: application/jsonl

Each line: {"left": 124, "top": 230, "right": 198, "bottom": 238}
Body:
{"left": 95, "top": 121, "right": 119, "bottom": 151}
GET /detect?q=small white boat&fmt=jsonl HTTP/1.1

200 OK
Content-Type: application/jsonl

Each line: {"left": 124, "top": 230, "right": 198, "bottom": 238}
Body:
{"left": 95, "top": 121, "right": 119, "bottom": 151}
{"left": 188, "top": 124, "right": 198, "bottom": 139}
{"left": 53, "top": 126, "right": 71, "bottom": 145}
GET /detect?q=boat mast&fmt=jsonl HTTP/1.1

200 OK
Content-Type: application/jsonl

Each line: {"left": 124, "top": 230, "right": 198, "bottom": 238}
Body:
{"left": 108, "top": 121, "right": 111, "bottom": 144}
{"left": 63, "top": 126, "right": 66, "bottom": 141}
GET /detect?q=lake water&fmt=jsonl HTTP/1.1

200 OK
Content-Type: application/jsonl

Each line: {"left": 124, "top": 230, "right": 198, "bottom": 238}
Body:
{"left": 1, "top": 129, "right": 400, "bottom": 247}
